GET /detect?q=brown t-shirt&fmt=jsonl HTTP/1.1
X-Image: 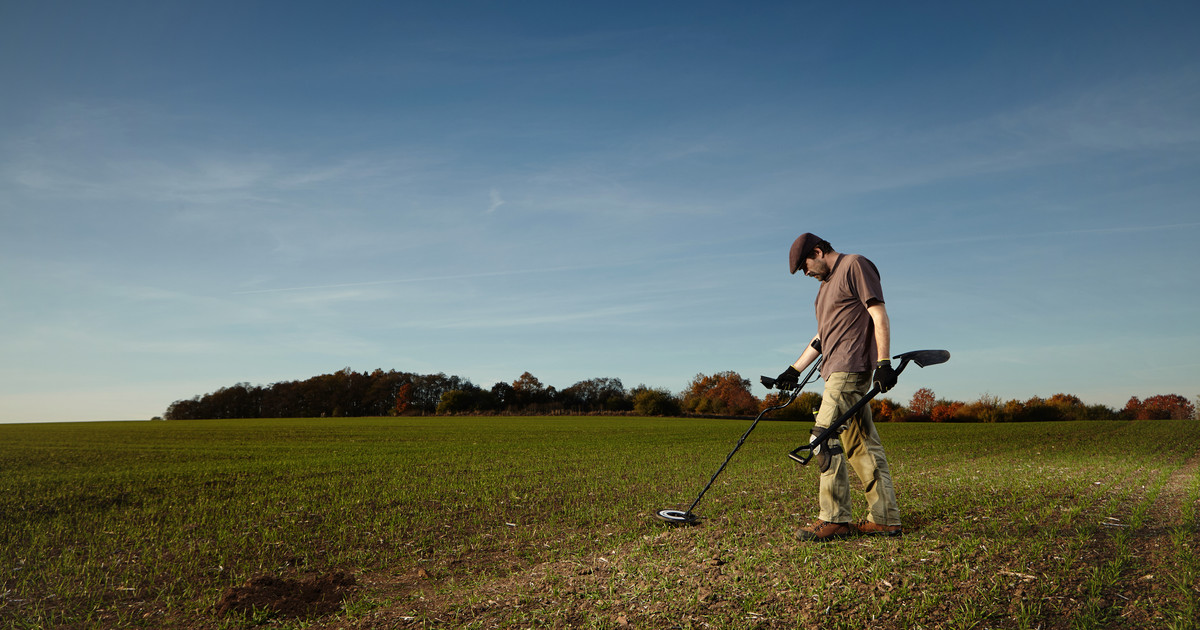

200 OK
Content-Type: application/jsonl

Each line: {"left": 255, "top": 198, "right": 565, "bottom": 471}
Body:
{"left": 815, "top": 253, "right": 884, "bottom": 379}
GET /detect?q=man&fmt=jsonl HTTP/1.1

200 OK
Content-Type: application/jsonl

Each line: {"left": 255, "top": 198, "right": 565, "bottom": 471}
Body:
{"left": 774, "top": 233, "right": 903, "bottom": 541}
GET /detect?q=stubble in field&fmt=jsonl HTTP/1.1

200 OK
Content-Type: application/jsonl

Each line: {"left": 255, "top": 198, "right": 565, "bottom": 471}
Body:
{"left": 2, "top": 418, "right": 1197, "bottom": 629}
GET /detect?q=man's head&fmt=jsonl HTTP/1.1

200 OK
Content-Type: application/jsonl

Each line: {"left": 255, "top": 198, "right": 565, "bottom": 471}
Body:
{"left": 789, "top": 233, "right": 834, "bottom": 279}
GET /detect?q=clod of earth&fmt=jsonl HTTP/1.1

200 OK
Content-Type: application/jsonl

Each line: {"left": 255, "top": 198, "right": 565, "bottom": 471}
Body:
{"left": 215, "top": 572, "right": 357, "bottom": 619}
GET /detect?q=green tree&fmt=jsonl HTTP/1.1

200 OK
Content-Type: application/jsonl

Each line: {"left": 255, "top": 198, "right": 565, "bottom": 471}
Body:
{"left": 631, "top": 386, "right": 681, "bottom": 416}
{"left": 511, "top": 372, "right": 552, "bottom": 411}
{"left": 561, "top": 377, "right": 629, "bottom": 412}
{"left": 764, "top": 391, "right": 822, "bottom": 421}
{"left": 437, "top": 390, "right": 475, "bottom": 415}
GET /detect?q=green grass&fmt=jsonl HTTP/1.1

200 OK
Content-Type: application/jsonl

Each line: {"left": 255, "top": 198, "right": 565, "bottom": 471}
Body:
{"left": 2, "top": 417, "right": 1198, "bottom": 628}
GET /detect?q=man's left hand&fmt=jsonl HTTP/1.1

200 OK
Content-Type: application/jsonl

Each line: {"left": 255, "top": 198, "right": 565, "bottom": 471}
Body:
{"left": 874, "top": 360, "right": 897, "bottom": 393}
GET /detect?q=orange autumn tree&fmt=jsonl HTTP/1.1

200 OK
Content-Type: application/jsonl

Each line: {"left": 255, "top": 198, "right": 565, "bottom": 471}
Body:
{"left": 393, "top": 383, "right": 413, "bottom": 416}
{"left": 872, "top": 397, "right": 899, "bottom": 422}
{"left": 909, "top": 387, "right": 936, "bottom": 418}
{"left": 931, "top": 401, "right": 965, "bottom": 423}
{"left": 682, "top": 371, "right": 759, "bottom": 416}
{"left": 1124, "top": 394, "right": 1196, "bottom": 420}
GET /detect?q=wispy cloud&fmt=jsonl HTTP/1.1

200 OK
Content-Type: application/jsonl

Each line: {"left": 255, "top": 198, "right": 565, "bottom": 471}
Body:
{"left": 231, "top": 263, "right": 606, "bottom": 295}
{"left": 722, "top": 70, "right": 1200, "bottom": 208}
{"left": 418, "top": 303, "right": 655, "bottom": 330}
{"left": 2, "top": 100, "right": 454, "bottom": 207}
{"left": 487, "top": 188, "right": 505, "bottom": 213}
{"left": 869, "top": 221, "right": 1200, "bottom": 250}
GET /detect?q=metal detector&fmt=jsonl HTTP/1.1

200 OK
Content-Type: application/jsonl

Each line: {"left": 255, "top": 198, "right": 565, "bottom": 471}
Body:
{"left": 787, "top": 349, "right": 950, "bottom": 466}
{"left": 654, "top": 358, "right": 823, "bottom": 526}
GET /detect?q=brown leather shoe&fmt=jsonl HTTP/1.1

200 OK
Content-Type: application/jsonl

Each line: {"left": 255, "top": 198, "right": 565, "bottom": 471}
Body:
{"left": 797, "top": 520, "right": 852, "bottom": 542}
{"left": 856, "top": 521, "right": 903, "bottom": 537}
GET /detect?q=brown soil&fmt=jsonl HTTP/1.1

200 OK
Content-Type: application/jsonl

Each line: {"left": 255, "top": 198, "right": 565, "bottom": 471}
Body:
{"left": 215, "top": 571, "right": 357, "bottom": 620}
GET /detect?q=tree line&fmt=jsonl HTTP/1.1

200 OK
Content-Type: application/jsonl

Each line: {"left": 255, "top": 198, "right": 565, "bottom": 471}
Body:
{"left": 872, "top": 390, "right": 1195, "bottom": 423}
{"left": 162, "top": 367, "right": 1198, "bottom": 422}
{"left": 163, "top": 368, "right": 675, "bottom": 420}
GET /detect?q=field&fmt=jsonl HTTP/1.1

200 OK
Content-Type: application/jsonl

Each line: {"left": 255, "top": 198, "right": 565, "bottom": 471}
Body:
{"left": 2, "top": 417, "right": 1198, "bottom": 629}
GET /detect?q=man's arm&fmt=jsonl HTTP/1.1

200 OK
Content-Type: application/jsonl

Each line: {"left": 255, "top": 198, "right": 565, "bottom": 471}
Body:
{"left": 867, "top": 301, "right": 890, "bottom": 362}
{"left": 774, "top": 335, "right": 821, "bottom": 389}
{"left": 791, "top": 334, "right": 822, "bottom": 371}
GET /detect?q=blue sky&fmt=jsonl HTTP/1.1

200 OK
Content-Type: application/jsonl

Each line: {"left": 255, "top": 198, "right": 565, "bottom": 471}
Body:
{"left": 2, "top": 1, "right": 1198, "bottom": 422}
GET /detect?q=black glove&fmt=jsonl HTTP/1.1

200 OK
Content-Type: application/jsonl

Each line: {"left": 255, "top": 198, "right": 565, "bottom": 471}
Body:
{"left": 775, "top": 366, "right": 802, "bottom": 390}
{"left": 873, "top": 359, "right": 897, "bottom": 393}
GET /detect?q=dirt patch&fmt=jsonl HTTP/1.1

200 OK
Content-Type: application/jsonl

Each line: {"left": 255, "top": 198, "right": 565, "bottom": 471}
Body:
{"left": 215, "top": 571, "right": 357, "bottom": 619}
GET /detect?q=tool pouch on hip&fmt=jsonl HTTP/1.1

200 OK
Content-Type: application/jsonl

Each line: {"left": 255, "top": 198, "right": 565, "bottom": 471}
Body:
{"left": 810, "top": 428, "right": 843, "bottom": 473}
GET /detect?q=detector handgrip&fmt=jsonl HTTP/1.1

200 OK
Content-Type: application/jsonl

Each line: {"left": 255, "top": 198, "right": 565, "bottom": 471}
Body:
{"left": 787, "top": 445, "right": 814, "bottom": 465}
{"left": 786, "top": 349, "right": 950, "bottom": 466}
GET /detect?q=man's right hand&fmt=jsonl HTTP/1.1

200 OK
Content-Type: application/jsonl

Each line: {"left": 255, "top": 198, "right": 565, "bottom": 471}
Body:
{"left": 775, "top": 366, "right": 802, "bottom": 390}
{"left": 874, "top": 360, "right": 897, "bottom": 393}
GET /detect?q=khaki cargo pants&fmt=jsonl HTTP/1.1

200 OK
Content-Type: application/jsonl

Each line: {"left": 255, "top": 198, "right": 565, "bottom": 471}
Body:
{"left": 814, "top": 371, "right": 901, "bottom": 526}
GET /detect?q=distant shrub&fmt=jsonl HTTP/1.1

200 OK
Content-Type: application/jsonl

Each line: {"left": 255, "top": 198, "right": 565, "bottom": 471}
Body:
{"left": 764, "top": 391, "right": 822, "bottom": 421}
{"left": 632, "top": 387, "right": 681, "bottom": 416}
{"left": 437, "top": 390, "right": 475, "bottom": 415}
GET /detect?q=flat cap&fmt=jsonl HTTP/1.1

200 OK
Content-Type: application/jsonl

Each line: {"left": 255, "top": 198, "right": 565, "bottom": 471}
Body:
{"left": 789, "top": 233, "right": 822, "bottom": 274}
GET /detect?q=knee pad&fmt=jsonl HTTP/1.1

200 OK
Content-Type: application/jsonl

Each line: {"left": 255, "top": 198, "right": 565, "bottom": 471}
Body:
{"left": 811, "top": 428, "right": 844, "bottom": 473}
